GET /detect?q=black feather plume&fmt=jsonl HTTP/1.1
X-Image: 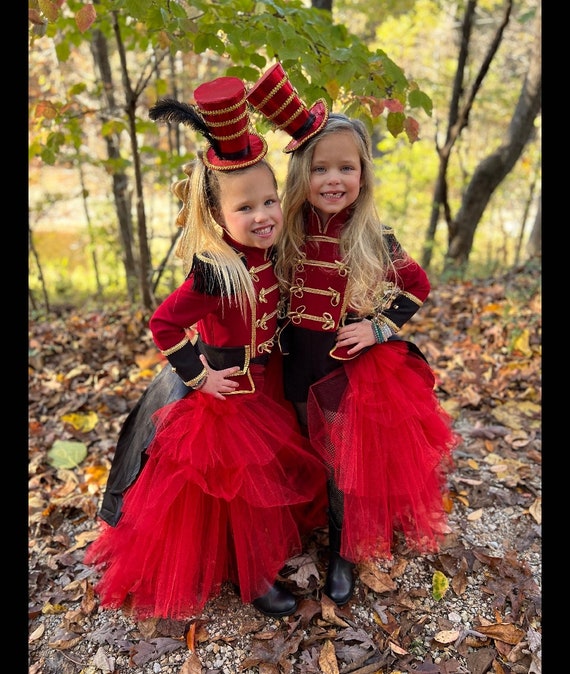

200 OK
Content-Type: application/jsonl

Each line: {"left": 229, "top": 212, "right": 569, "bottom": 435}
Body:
{"left": 149, "top": 98, "right": 217, "bottom": 151}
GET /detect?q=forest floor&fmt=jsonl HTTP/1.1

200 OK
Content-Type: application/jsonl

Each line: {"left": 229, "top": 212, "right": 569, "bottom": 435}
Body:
{"left": 28, "top": 263, "right": 542, "bottom": 674}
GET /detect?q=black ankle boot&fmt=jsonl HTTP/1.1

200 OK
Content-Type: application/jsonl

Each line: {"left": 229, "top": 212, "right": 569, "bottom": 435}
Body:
{"left": 324, "top": 516, "right": 355, "bottom": 606}
{"left": 252, "top": 581, "right": 298, "bottom": 618}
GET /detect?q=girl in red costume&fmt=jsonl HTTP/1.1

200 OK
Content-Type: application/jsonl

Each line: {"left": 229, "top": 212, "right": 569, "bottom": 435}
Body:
{"left": 248, "top": 64, "right": 459, "bottom": 606}
{"left": 85, "top": 76, "right": 327, "bottom": 620}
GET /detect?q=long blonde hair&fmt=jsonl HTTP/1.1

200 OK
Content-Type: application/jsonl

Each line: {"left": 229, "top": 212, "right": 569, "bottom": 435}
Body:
{"left": 276, "top": 114, "right": 398, "bottom": 316}
{"left": 173, "top": 157, "right": 278, "bottom": 316}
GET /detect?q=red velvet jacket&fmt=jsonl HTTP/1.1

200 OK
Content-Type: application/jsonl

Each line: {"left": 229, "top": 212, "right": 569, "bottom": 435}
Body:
{"left": 286, "top": 207, "right": 430, "bottom": 359}
{"left": 150, "top": 233, "right": 283, "bottom": 393}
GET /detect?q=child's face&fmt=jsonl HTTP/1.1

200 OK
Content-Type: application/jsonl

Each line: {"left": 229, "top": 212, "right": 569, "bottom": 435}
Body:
{"left": 217, "top": 163, "right": 283, "bottom": 249}
{"left": 308, "top": 130, "right": 362, "bottom": 223}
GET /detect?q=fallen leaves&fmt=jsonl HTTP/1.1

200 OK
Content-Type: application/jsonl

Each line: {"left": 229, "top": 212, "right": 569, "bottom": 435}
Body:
{"left": 47, "top": 439, "right": 88, "bottom": 468}
{"left": 528, "top": 497, "right": 541, "bottom": 524}
{"left": 28, "top": 268, "right": 541, "bottom": 673}
{"left": 431, "top": 570, "right": 450, "bottom": 601}
{"left": 320, "top": 595, "right": 350, "bottom": 627}
{"left": 475, "top": 621, "right": 526, "bottom": 645}
{"left": 179, "top": 652, "right": 202, "bottom": 673}
{"left": 318, "top": 639, "right": 340, "bottom": 674}
{"left": 61, "top": 410, "right": 99, "bottom": 432}
{"left": 358, "top": 560, "right": 397, "bottom": 594}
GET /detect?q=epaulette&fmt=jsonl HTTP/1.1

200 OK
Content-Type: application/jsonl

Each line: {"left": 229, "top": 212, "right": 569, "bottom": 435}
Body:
{"left": 190, "top": 253, "right": 222, "bottom": 295}
{"left": 383, "top": 226, "right": 403, "bottom": 258}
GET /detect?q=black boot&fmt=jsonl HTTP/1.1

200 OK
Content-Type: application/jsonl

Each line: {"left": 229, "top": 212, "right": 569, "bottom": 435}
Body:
{"left": 324, "top": 515, "right": 355, "bottom": 605}
{"left": 252, "top": 580, "right": 298, "bottom": 618}
{"left": 323, "top": 476, "right": 356, "bottom": 605}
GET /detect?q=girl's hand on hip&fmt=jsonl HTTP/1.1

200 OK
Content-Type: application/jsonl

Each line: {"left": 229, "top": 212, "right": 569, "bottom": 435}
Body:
{"left": 198, "top": 354, "right": 241, "bottom": 400}
{"left": 336, "top": 319, "right": 376, "bottom": 355}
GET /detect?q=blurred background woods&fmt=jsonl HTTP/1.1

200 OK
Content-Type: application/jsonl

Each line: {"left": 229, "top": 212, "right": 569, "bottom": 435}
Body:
{"left": 28, "top": 0, "right": 541, "bottom": 314}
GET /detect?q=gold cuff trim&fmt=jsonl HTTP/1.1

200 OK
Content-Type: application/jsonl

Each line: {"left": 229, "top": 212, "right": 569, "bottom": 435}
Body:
{"left": 184, "top": 368, "right": 208, "bottom": 388}
{"left": 400, "top": 290, "right": 424, "bottom": 307}
{"left": 161, "top": 336, "right": 189, "bottom": 357}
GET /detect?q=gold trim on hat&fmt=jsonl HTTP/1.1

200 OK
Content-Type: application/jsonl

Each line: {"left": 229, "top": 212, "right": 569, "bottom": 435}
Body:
{"left": 210, "top": 126, "right": 249, "bottom": 142}
{"left": 273, "top": 99, "right": 305, "bottom": 131}
{"left": 197, "top": 93, "right": 247, "bottom": 116}
{"left": 201, "top": 134, "right": 268, "bottom": 171}
{"left": 283, "top": 99, "right": 329, "bottom": 152}
{"left": 250, "top": 82, "right": 308, "bottom": 132}
{"left": 250, "top": 74, "right": 288, "bottom": 110}
{"left": 202, "top": 108, "right": 248, "bottom": 128}
{"left": 260, "top": 91, "right": 296, "bottom": 122}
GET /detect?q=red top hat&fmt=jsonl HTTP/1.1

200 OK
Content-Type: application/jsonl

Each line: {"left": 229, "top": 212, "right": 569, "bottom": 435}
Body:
{"left": 149, "top": 77, "right": 267, "bottom": 171}
{"left": 194, "top": 77, "right": 267, "bottom": 170}
{"left": 247, "top": 63, "right": 329, "bottom": 153}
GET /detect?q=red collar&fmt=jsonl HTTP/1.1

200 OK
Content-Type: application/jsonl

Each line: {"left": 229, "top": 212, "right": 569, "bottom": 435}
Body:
{"left": 222, "top": 230, "right": 273, "bottom": 264}
{"left": 307, "top": 205, "right": 352, "bottom": 235}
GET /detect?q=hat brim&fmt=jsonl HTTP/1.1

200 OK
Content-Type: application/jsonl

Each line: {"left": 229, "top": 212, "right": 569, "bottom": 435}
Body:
{"left": 202, "top": 133, "right": 268, "bottom": 171}
{"left": 284, "top": 100, "right": 329, "bottom": 153}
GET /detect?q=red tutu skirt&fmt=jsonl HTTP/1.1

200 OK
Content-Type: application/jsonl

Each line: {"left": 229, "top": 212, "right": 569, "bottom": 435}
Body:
{"left": 307, "top": 340, "right": 458, "bottom": 562}
{"left": 85, "top": 364, "right": 328, "bottom": 620}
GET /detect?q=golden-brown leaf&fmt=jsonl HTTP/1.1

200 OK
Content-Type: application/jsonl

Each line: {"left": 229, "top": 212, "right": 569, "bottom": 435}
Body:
{"left": 528, "top": 497, "right": 542, "bottom": 524}
{"left": 29, "top": 624, "right": 45, "bottom": 642}
{"left": 320, "top": 595, "right": 349, "bottom": 627}
{"left": 359, "top": 562, "right": 397, "bottom": 593}
{"left": 390, "top": 557, "right": 408, "bottom": 578}
{"left": 318, "top": 639, "right": 340, "bottom": 674}
{"left": 179, "top": 652, "right": 203, "bottom": 674}
{"left": 389, "top": 641, "right": 408, "bottom": 655}
{"left": 475, "top": 622, "right": 525, "bottom": 645}
{"left": 68, "top": 529, "right": 99, "bottom": 552}
{"left": 434, "top": 629, "right": 460, "bottom": 644}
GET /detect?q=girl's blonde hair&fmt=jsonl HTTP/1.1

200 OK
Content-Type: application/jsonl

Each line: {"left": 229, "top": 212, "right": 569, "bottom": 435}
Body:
{"left": 276, "top": 114, "right": 398, "bottom": 316}
{"left": 172, "top": 157, "right": 278, "bottom": 315}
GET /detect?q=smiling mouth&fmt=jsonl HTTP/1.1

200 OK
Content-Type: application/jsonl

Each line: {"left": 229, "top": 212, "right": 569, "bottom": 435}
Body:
{"left": 253, "top": 225, "right": 274, "bottom": 235}
{"left": 322, "top": 192, "right": 344, "bottom": 199}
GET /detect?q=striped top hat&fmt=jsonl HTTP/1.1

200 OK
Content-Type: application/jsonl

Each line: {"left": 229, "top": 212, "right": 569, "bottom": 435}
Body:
{"left": 247, "top": 63, "right": 329, "bottom": 153}
{"left": 149, "top": 76, "right": 267, "bottom": 171}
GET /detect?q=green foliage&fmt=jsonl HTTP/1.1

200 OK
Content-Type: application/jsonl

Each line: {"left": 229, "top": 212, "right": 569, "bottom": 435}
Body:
{"left": 30, "top": 0, "right": 430, "bottom": 139}
{"left": 408, "top": 88, "right": 432, "bottom": 116}
{"left": 386, "top": 111, "right": 405, "bottom": 137}
{"left": 28, "top": 0, "right": 540, "bottom": 309}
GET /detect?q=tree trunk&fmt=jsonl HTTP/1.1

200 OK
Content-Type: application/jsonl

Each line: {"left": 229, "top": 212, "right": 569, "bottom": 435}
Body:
{"left": 77, "top": 159, "right": 104, "bottom": 298}
{"left": 444, "top": 4, "right": 541, "bottom": 274}
{"left": 526, "top": 192, "right": 541, "bottom": 259}
{"left": 29, "top": 222, "right": 50, "bottom": 313}
{"left": 422, "top": 0, "right": 503, "bottom": 270}
{"left": 112, "top": 11, "right": 156, "bottom": 310}
{"left": 514, "top": 160, "right": 540, "bottom": 267}
{"left": 90, "top": 28, "right": 138, "bottom": 303}
{"left": 422, "top": 0, "right": 496, "bottom": 269}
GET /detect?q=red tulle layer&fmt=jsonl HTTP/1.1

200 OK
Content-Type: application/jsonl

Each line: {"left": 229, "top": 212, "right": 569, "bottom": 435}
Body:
{"left": 85, "top": 366, "right": 328, "bottom": 620}
{"left": 308, "top": 340, "right": 459, "bottom": 562}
